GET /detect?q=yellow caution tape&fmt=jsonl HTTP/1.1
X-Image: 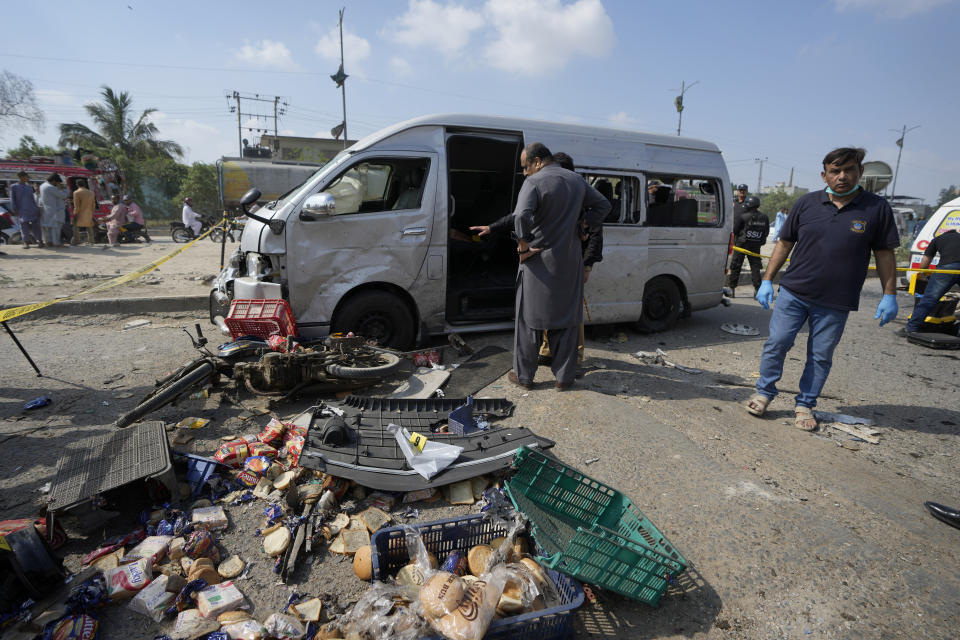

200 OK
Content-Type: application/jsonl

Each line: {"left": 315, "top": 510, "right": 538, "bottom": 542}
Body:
{"left": 731, "top": 245, "right": 960, "bottom": 275}
{"left": 0, "top": 227, "right": 216, "bottom": 323}
{"left": 0, "top": 536, "right": 10, "bottom": 552}
{"left": 409, "top": 431, "right": 428, "bottom": 452}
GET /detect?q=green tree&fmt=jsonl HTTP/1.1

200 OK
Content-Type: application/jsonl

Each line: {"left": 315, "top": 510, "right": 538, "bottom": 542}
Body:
{"left": 936, "top": 185, "right": 958, "bottom": 207}
{"left": 120, "top": 156, "right": 188, "bottom": 220}
{"left": 6, "top": 135, "right": 57, "bottom": 158}
{"left": 759, "top": 190, "right": 804, "bottom": 221}
{"left": 57, "top": 86, "right": 183, "bottom": 160}
{"left": 174, "top": 163, "right": 219, "bottom": 217}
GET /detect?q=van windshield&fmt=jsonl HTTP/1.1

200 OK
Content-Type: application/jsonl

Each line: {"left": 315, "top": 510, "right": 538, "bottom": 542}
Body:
{"left": 264, "top": 151, "right": 354, "bottom": 211}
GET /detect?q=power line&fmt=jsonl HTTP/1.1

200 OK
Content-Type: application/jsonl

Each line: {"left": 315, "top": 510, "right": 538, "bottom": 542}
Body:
{"left": 227, "top": 92, "right": 287, "bottom": 156}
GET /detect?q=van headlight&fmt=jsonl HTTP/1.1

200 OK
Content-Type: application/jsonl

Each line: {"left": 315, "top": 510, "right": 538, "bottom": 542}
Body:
{"left": 246, "top": 252, "right": 267, "bottom": 278}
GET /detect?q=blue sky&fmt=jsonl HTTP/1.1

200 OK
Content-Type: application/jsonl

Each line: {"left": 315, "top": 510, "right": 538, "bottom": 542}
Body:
{"left": 2, "top": 0, "right": 958, "bottom": 203}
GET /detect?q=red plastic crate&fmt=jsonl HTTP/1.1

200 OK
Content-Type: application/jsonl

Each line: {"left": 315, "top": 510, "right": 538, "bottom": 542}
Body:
{"left": 225, "top": 299, "right": 297, "bottom": 339}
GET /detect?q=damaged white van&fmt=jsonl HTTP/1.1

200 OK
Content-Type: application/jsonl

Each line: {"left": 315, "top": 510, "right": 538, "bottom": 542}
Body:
{"left": 210, "top": 114, "right": 733, "bottom": 349}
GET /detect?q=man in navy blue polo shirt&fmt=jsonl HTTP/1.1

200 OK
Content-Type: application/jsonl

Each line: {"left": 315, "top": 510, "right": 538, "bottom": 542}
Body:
{"left": 744, "top": 148, "right": 900, "bottom": 431}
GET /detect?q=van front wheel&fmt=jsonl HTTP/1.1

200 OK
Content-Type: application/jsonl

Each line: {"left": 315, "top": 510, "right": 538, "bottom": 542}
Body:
{"left": 332, "top": 291, "right": 416, "bottom": 350}
{"left": 636, "top": 277, "right": 682, "bottom": 333}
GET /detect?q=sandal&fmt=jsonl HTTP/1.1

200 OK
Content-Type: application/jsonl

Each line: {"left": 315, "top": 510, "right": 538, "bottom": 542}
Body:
{"left": 794, "top": 406, "right": 818, "bottom": 431}
{"left": 745, "top": 393, "right": 771, "bottom": 416}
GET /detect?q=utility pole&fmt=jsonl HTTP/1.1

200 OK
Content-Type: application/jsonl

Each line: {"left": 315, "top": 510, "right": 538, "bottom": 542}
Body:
{"left": 227, "top": 92, "right": 286, "bottom": 156}
{"left": 673, "top": 80, "right": 698, "bottom": 136}
{"left": 755, "top": 157, "right": 768, "bottom": 193}
{"left": 233, "top": 92, "right": 241, "bottom": 157}
{"left": 889, "top": 124, "right": 920, "bottom": 202}
{"left": 329, "top": 7, "right": 349, "bottom": 148}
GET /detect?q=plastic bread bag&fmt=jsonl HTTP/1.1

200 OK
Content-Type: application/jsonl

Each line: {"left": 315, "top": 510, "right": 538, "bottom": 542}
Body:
{"left": 338, "top": 581, "right": 427, "bottom": 640}
{"left": 423, "top": 564, "right": 509, "bottom": 640}
{"left": 496, "top": 561, "right": 549, "bottom": 616}
{"left": 221, "top": 619, "right": 268, "bottom": 640}
{"left": 128, "top": 574, "right": 173, "bottom": 622}
{"left": 121, "top": 535, "right": 173, "bottom": 565}
{"left": 403, "top": 525, "right": 438, "bottom": 577}
{"left": 483, "top": 510, "right": 528, "bottom": 570}
{"left": 103, "top": 558, "right": 153, "bottom": 601}
{"left": 262, "top": 613, "right": 305, "bottom": 640}
{"left": 387, "top": 424, "right": 463, "bottom": 480}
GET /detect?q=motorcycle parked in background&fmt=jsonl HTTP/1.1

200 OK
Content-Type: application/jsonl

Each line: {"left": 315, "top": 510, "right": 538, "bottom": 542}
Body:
{"left": 210, "top": 216, "right": 244, "bottom": 243}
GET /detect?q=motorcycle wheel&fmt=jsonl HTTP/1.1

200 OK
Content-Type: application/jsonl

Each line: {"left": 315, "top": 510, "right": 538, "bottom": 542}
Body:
{"left": 325, "top": 351, "right": 402, "bottom": 380}
{"left": 115, "top": 359, "right": 215, "bottom": 428}
{"left": 210, "top": 228, "right": 225, "bottom": 243}
{"left": 171, "top": 227, "right": 193, "bottom": 243}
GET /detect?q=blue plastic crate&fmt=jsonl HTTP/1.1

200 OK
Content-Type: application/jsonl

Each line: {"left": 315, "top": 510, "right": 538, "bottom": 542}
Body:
{"left": 371, "top": 514, "right": 584, "bottom": 640}
{"left": 174, "top": 452, "right": 229, "bottom": 500}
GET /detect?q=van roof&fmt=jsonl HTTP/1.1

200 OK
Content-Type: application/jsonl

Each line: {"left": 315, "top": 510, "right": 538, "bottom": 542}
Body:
{"left": 349, "top": 113, "right": 721, "bottom": 155}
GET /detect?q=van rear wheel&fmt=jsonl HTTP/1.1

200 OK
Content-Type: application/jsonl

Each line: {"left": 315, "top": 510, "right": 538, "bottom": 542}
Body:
{"left": 636, "top": 276, "right": 682, "bottom": 333}
{"left": 332, "top": 291, "right": 415, "bottom": 350}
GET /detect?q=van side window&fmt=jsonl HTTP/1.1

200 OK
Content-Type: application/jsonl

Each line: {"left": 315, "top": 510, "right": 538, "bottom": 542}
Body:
{"left": 582, "top": 174, "right": 639, "bottom": 225}
{"left": 322, "top": 157, "right": 430, "bottom": 215}
{"left": 644, "top": 175, "right": 721, "bottom": 227}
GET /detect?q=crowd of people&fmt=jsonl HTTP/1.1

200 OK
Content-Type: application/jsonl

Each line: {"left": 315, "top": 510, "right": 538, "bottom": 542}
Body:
{"left": 3, "top": 171, "right": 151, "bottom": 252}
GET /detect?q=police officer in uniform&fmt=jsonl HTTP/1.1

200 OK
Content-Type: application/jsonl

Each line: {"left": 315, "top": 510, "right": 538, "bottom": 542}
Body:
{"left": 726, "top": 195, "right": 769, "bottom": 296}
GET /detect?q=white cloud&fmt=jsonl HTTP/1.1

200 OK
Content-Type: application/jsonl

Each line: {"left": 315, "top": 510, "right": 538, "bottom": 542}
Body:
{"left": 35, "top": 89, "right": 77, "bottom": 106}
{"left": 386, "top": 0, "right": 485, "bottom": 55}
{"left": 389, "top": 56, "right": 414, "bottom": 77}
{"left": 483, "top": 0, "right": 615, "bottom": 75}
{"left": 149, "top": 112, "right": 228, "bottom": 162}
{"left": 607, "top": 111, "right": 638, "bottom": 127}
{"left": 315, "top": 27, "right": 371, "bottom": 75}
{"left": 831, "top": 0, "right": 955, "bottom": 18}
{"left": 233, "top": 39, "right": 299, "bottom": 69}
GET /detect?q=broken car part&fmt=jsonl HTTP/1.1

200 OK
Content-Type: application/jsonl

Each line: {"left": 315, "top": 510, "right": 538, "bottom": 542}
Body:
{"left": 297, "top": 397, "right": 553, "bottom": 491}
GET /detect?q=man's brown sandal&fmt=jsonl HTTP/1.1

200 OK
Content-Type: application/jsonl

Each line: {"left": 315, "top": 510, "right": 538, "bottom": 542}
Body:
{"left": 794, "top": 406, "right": 818, "bottom": 431}
{"left": 745, "top": 393, "right": 771, "bottom": 416}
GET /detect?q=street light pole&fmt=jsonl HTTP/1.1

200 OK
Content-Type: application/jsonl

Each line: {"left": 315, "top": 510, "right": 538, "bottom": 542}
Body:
{"left": 673, "top": 80, "right": 699, "bottom": 136}
{"left": 338, "top": 7, "right": 348, "bottom": 148}
{"left": 889, "top": 124, "right": 920, "bottom": 203}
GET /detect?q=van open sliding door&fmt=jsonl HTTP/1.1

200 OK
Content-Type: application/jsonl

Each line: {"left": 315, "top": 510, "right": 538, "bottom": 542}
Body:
{"left": 444, "top": 131, "right": 524, "bottom": 326}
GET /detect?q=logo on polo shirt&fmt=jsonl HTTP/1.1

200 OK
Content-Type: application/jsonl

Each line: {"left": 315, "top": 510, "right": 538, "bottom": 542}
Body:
{"left": 850, "top": 219, "right": 867, "bottom": 233}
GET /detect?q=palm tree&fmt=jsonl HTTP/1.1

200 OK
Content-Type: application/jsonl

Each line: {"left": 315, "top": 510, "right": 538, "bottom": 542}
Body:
{"left": 58, "top": 86, "right": 183, "bottom": 160}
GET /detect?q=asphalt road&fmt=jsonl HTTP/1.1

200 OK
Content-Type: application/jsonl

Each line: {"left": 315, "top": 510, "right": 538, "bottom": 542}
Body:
{"left": 0, "top": 280, "right": 957, "bottom": 639}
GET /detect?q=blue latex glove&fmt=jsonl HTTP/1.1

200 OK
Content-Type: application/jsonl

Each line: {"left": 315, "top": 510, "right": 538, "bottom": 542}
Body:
{"left": 756, "top": 280, "right": 775, "bottom": 310}
{"left": 875, "top": 294, "right": 898, "bottom": 326}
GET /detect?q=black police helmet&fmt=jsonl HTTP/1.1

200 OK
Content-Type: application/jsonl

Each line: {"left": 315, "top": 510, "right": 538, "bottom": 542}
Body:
{"left": 736, "top": 184, "right": 748, "bottom": 191}
{"left": 744, "top": 195, "right": 760, "bottom": 209}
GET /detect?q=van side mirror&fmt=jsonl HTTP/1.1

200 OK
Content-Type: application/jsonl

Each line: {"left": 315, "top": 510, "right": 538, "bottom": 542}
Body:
{"left": 240, "top": 188, "right": 261, "bottom": 206}
{"left": 300, "top": 193, "right": 335, "bottom": 221}
{"left": 699, "top": 182, "right": 715, "bottom": 195}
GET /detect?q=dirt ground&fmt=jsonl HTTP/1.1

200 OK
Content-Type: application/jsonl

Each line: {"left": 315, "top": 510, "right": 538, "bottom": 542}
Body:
{"left": 0, "top": 243, "right": 958, "bottom": 639}
{"left": 0, "top": 235, "right": 232, "bottom": 305}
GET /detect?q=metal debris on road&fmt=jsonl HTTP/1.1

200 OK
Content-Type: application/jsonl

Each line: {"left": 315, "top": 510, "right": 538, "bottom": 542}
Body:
{"left": 814, "top": 411, "right": 875, "bottom": 426}
{"left": 720, "top": 323, "right": 760, "bottom": 336}
{"left": 634, "top": 349, "right": 703, "bottom": 374}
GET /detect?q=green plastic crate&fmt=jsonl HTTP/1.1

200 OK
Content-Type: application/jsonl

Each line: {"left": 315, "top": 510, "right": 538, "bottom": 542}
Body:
{"left": 504, "top": 446, "right": 687, "bottom": 605}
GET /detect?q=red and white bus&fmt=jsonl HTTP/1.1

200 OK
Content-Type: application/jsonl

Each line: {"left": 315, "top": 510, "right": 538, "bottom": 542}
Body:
{"left": 0, "top": 155, "right": 123, "bottom": 223}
